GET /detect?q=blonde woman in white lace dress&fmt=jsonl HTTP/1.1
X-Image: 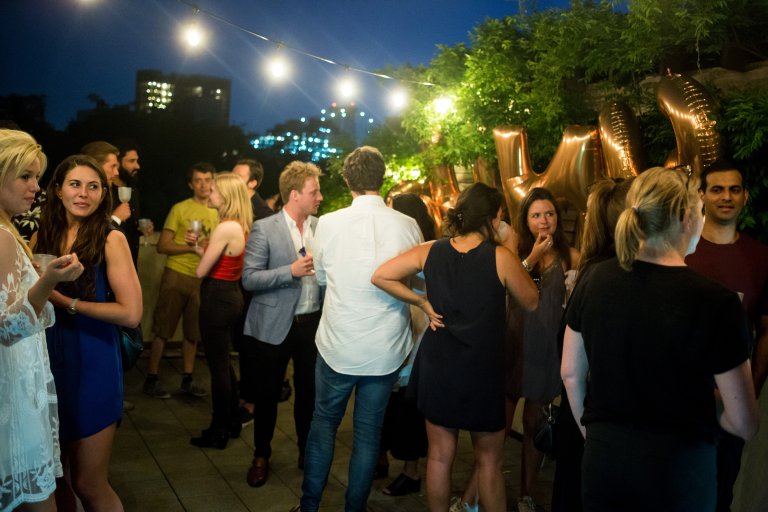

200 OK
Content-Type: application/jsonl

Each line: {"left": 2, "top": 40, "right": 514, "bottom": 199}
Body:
{"left": 0, "top": 129, "right": 83, "bottom": 512}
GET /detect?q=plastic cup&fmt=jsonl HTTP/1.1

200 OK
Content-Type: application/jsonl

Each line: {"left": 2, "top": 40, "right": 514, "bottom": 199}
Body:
{"left": 118, "top": 187, "right": 132, "bottom": 203}
{"left": 32, "top": 253, "right": 56, "bottom": 272}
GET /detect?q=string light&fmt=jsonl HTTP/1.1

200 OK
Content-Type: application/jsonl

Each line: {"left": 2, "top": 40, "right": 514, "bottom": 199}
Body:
{"left": 337, "top": 77, "right": 357, "bottom": 99}
{"left": 389, "top": 88, "right": 409, "bottom": 111}
{"left": 265, "top": 54, "right": 290, "bottom": 81}
{"left": 182, "top": 23, "right": 204, "bottom": 48}
{"left": 176, "top": 0, "right": 436, "bottom": 88}
{"left": 433, "top": 96, "right": 455, "bottom": 115}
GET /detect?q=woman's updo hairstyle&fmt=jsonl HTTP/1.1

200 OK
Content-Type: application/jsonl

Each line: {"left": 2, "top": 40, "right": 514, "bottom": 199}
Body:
{"left": 443, "top": 182, "right": 502, "bottom": 242}
{"left": 615, "top": 166, "right": 699, "bottom": 270}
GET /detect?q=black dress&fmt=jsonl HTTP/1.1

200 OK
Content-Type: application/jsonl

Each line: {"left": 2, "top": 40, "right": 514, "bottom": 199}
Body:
{"left": 410, "top": 238, "right": 506, "bottom": 432}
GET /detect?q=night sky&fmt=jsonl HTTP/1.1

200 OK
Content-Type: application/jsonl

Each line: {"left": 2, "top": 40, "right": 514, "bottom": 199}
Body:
{"left": 2, "top": 0, "right": 569, "bottom": 135}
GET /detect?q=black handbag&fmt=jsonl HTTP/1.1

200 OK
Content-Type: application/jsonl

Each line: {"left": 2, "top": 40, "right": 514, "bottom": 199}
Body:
{"left": 119, "top": 325, "right": 144, "bottom": 370}
{"left": 534, "top": 402, "right": 559, "bottom": 459}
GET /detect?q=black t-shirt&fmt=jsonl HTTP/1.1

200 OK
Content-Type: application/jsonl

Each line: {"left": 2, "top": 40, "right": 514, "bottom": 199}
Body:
{"left": 566, "top": 258, "right": 750, "bottom": 442}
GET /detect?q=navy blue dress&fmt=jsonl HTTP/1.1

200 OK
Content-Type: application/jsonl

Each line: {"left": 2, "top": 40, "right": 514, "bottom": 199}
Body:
{"left": 410, "top": 238, "right": 506, "bottom": 432}
{"left": 46, "top": 264, "right": 123, "bottom": 443}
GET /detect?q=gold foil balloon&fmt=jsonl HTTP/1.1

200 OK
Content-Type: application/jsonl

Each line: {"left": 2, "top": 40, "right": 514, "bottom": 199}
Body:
{"left": 385, "top": 181, "right": 427, "bottom": 206}
{"left": 428, "top": 164, "right": 460, "bottom": 210}
{"left": 528, "top": 125, "right": 604, "bottom": 213}
{"left": 472, "top": 157, "right": 500, "bottom": 189}
{"left": 663, "top": 149, "right": 680, "bottom": 169}
{"left": 493, "top": 124, "right": 602, "bottom": 220}
{"left": 422, "top": 196, "right": 445, "bottom": 236}
{"left": 384, "top": 181, "right": 444, "bottom": 234}
{"left": 657, "top": 71, "right": 722, "bottom": 176}
{"left": 598, "top": 101, "right": 644, "bottom": 178}
{"left": 493, "top": 126, "right": 536, "bottom": 219}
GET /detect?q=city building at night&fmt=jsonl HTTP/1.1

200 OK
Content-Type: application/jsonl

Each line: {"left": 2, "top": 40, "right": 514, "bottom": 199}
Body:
{"left": 252, "top": 101, "right": 376, "bottom": 161}
{"left": 135, "top": 70, "right": 231, "bottom": 126}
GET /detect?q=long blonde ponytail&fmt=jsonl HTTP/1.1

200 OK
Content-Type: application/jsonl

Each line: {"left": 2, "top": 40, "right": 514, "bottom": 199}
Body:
{"left": 615, "top": 167, "right": 697, "bottom": 270}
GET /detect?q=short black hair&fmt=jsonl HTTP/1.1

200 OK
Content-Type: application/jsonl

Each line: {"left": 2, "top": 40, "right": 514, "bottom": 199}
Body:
{"left": 187, "top": 161, "right": 216, "bottom": 182}
{"left": 700, "top": 159, "right": 743, "bottom": 191}
{"left": 114, "top": 138, "right": 140, "bottom": 159}
{"left": 235, "top": 158, "right": 264, "bottom": 188}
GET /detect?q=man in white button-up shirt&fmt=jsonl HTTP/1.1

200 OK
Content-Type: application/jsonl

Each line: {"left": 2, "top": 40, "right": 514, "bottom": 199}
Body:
{"left": 297, "top": 146, "right": 423, "bottom": 512}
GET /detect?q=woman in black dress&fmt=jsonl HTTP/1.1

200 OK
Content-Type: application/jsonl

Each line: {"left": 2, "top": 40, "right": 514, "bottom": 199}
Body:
{"left": 562, "top": 167, "right": 758, "bottom": 511}
{"left": 373, "top": 183, "right": 539, "bottom": 512}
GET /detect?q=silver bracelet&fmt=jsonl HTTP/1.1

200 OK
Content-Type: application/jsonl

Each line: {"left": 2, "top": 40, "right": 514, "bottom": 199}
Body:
{"left": 521, "top": 258, "right": 532, "bottom": 272}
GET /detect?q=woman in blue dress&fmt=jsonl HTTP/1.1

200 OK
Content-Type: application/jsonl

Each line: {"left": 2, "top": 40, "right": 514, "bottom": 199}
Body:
{"left": 36, "top": 155, "right": 142, "bottom": 511}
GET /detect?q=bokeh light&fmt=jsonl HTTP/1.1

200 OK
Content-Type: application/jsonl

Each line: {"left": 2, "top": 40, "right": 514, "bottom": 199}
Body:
{"left": 265, "top": 55, "right": 290, "bottom": 81}
{"left": 182, "top": 24, "right": 204, "bottom": 48}
{"left": 389, "top": 88, "right": 408, "bottom": 110}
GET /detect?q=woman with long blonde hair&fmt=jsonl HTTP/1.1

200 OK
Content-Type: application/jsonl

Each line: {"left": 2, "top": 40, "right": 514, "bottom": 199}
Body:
{"left": 190, "top": 172, "right": 253, "bottom": 449}
{"left": 0, "top": 129, "right": 84, "bottom": 512}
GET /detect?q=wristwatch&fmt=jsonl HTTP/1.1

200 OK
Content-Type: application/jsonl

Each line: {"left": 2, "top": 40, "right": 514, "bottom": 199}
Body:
{"left": 67, "top": 298, "right": 79, "bottom": 315}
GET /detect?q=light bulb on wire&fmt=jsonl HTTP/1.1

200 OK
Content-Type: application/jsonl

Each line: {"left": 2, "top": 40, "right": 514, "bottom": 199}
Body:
{"left": 433, "top": 95, "right": 454, "bottom": 115}
{"left": 389, "top": 88, "right": 408, "bottom": 111}
{"left": 265, "top": 55, "right": 290, "bottom": 82}
{"left": 182, "top": 23, "right": 205, "bottom": 49}
{"left": 337, "top": 77, "right": 357, "bottom": 100}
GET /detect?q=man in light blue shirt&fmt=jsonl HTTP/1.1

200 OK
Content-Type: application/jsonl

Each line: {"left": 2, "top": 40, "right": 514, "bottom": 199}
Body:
{"left": 297, "top": 146, "right": 423, "bottom": 512}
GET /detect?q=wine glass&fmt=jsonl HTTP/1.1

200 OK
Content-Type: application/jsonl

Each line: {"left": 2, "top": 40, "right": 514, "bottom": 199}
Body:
{"left": 118, "top": 187, "right": 132, "bottom": 203}
{"left": 138, "top": 218, "right": 151, "bottom": 245}
{"left": 302, "top": 230, "right": 315, "bottom": 257}
{"left": 189, "top": 219, "right": 203, "bottom": 248}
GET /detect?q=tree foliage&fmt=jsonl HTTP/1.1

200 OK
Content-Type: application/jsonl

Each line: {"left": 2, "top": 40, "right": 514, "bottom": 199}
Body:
{"left": 371, "top": 0, "right": 768, "bottom": 239}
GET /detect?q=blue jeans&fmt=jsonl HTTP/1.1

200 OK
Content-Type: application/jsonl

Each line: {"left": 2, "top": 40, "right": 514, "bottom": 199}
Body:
{"left": 300, "top": 356, "right": 398, "bottom": 512}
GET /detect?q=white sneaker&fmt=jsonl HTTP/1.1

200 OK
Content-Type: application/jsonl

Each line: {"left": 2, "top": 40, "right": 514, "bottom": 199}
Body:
{"left": 517, "top": 495, "right": 537, "bottom": 512}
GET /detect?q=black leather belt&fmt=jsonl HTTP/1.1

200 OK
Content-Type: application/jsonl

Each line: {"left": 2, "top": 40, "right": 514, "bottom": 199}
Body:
{"left": 294, "top": 311, "right": 321, "bottom": 323}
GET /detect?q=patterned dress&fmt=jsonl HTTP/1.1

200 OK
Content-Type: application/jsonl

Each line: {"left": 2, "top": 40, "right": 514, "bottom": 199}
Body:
{"left": 0, "top": 224, "right": 61, "bottom": 512}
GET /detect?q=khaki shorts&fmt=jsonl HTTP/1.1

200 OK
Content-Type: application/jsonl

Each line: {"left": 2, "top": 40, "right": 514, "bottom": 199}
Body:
{"left": 152, "top": 267, "right": 202, "bottom": 343}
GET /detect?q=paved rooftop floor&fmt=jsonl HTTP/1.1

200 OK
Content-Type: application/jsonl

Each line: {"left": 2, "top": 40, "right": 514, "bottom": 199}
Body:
{"left": 110, "top": 352, "right": 555, "bottom": 512}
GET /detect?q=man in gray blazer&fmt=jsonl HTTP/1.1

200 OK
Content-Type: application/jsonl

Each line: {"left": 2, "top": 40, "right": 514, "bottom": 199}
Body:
{"left": 241, "top": 161, "right": 323, "bottom": 488}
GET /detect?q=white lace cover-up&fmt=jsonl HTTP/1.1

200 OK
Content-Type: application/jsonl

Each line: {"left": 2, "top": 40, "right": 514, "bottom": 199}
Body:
{"left": 0, "top": 224, "right": 61, "bottom": 511}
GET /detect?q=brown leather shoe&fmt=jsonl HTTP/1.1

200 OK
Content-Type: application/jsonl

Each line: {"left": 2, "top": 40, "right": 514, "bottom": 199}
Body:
{"left": 246, "top": 457, "right": 269, "bottom": 487}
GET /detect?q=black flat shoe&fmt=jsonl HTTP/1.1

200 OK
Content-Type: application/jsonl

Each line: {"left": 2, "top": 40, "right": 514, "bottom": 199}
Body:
{"left": 190, "top": 428, "right": 229, "bottom": 450}
{"left": 382, "top": 473, "right": 421, "bottom": 496}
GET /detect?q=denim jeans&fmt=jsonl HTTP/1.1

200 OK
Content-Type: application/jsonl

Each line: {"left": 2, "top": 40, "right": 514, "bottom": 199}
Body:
{"left": 300, "top": 356, "right": 398, "bottom": 512}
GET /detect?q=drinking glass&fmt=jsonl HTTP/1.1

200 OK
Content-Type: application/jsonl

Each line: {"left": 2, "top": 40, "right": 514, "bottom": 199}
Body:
{"left": 189, "top": 219, "right": 203, "bottom": 248}
{"left": 32, "top": 254, "right": 56, "bottom": 274}
{"left": 138, "top": 218, "right": 151, "bottom": 245}
{"left": 118, "top": 187, "right": 132, "bottom": 203}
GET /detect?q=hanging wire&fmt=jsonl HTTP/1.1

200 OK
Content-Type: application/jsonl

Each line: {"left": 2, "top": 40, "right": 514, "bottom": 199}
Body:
{"left": 177, "top": 0, "right": 436, "bottom": 87}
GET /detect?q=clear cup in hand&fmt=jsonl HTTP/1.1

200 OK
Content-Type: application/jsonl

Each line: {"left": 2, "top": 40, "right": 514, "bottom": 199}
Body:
{"left": 188, "top": 219, "right": 203, "bottom": 248}
{"left": 138, "top": 218, "right": 152, "bottom": 245}
{"left": 32, "top": 253, "right": 56, "bottom": 275}
{"left": 118, "top": 187, "right": 132, "bottom": 203}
